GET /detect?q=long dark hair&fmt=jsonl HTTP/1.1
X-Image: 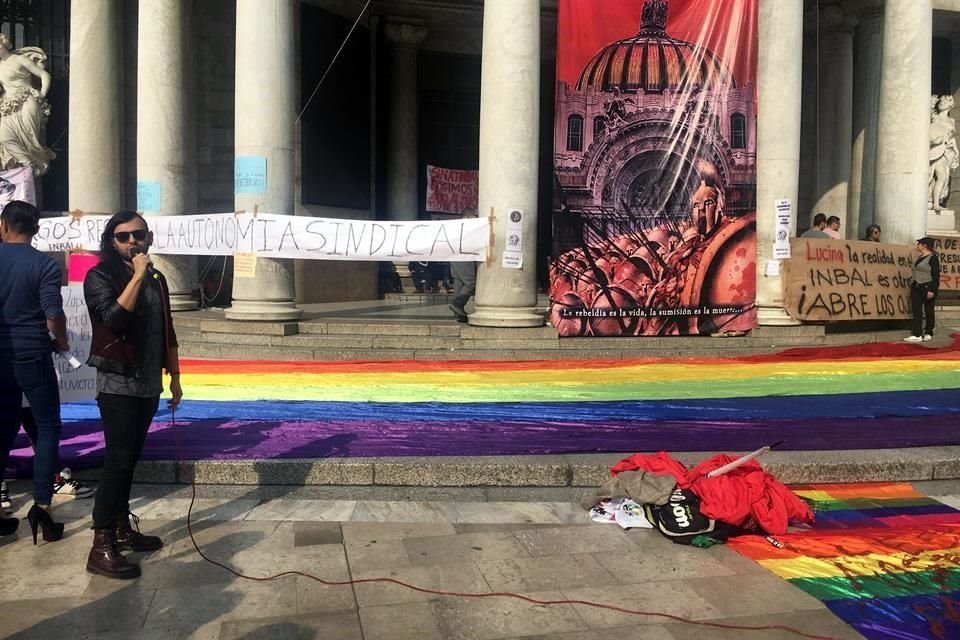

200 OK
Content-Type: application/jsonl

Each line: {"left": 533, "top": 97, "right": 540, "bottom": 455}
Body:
{"left": 99, "top": 210, "right": 146, "bottom": 261}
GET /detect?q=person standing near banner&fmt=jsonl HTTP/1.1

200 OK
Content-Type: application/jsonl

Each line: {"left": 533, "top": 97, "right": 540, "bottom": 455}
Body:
{"left": 0, "top": 200, "right": 66, "bottom": 542}
{"left": 83, "top": 211, "right": 182, "bottom": 579}
{"left": 449, "top": 207, "right": 478, "bottom": 323}
{"left": 904, "top": 237, "right": 941, "bottom": 343}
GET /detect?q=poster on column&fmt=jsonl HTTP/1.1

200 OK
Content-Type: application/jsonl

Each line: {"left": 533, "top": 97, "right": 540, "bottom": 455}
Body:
{"left": 549, "top": 0, "right": 758, "bottom": 337}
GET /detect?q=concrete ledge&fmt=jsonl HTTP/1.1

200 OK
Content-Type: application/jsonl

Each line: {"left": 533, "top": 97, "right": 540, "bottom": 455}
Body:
{"left": 77, "top": 446, "right": 960, "bottom": 488}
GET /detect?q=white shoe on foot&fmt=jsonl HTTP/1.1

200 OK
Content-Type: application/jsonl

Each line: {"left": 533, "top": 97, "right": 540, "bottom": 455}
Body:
{"left": 903, "top": 335, "right": 923, "bottom": 343}
{"left": 0, "top": 481, "right": 11, "bottom": 512}
{"left": 52, "top": 468, "right": 94, "bottom": 499}
{"left": 922, "top": 334, "right": 933, "bottom": 342}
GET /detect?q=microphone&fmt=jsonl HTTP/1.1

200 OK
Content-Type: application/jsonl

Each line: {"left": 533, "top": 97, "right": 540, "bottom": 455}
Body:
{"left": 129, "top": 246, "right": 159, "bottom": 278}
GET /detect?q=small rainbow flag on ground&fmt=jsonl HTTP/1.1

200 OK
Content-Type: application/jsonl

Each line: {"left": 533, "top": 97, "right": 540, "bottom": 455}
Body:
{"left": 728, "top": 483, "right": 960, "bottom": 640}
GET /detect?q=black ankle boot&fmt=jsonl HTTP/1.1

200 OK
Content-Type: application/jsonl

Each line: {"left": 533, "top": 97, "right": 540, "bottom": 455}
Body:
{"left": 86, "top": 529, "right": 141, "bottom": 579}
{"left": 0, "top": 517, "right": 18, "bottom": 537}
{"left": 116, "top": 512, "right": 162, "bottom": 552}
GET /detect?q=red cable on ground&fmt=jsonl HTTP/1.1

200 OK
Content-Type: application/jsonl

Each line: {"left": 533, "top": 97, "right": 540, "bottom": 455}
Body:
{"left": 168, "top": 409, "right": 840, "bottom": 640}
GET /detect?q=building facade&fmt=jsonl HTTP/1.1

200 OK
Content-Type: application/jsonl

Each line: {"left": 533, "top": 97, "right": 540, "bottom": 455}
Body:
{"left": 3, "top": 0, "right": 957, "bottom": 325}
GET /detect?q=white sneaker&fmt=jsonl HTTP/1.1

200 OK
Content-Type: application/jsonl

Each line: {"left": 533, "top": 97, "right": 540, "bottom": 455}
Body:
{"left": 52, "top": 468, "right": 95, "bottom": 499}
{"left": 903, "top": 335, "right": 923, "bottom": 343}
{"left": 0, "top": 481, "right": 10, "bottom": 512}
{"left": 922, "top": 334, "right": 933, "bottom": 342}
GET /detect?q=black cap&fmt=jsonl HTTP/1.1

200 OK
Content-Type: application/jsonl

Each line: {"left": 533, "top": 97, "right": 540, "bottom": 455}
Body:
{"left": 917, "top": 237, "right": 935, "bottom": 250}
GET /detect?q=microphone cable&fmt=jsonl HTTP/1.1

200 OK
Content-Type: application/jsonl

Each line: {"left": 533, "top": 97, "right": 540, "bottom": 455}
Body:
{"left": 166, "top": 406, "right": 840, "bottom": 640}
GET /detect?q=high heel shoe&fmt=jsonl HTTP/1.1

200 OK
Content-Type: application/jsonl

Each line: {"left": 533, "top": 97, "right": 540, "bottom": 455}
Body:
{"left": 26, "top": 504, "right": 64, "bottom": 545}
{"left": 0, "top": 516, "right": 18, "bottom": 537}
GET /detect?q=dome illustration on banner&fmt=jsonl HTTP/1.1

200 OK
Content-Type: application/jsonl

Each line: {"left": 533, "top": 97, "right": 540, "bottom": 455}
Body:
{"left": 551, "top": 0, "right": 757, "bottom": 337}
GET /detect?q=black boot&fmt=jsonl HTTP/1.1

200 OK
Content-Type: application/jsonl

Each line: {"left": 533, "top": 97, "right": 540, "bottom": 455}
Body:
{"left": 116, "top": 512, "right": 162, "bottom": 552}
{"left": 0, "top": 517, "right": 18, "bottom": 537}
{"left": 86, "top": 529, "right": 141, "bottom": 579}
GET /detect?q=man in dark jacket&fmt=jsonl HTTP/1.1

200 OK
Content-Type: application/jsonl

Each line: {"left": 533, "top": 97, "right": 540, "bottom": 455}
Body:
{"left": 0, "top": 200, "right": 68, "bottom": 538}
{"left": 83, "top": 211, "right": 182, "bottom": 579}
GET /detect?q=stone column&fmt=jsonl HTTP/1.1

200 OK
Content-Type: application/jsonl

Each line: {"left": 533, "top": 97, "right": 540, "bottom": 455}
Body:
{"left": 470, "top": 0, "right": 542, "bottom": 327}
{"left": 137, "top": 0, "right": 197, "bottom": 310}
{"left": 874, "top": 0, "right": 932, "bottom": 244}
{"left": 755, "top": 0, "right": 803, "bottom": 326}
{"left": 384, "top": 23, "right": 427, "bottom": 222}
{"left": 225, "top": 0, "right": 301, "bottom": 321}
{"left": 812, "top": 6, "right": 856, "bottom": 236}
{"left": 69, "top": 0, "right": 123, "bottom": 214}
{"left": 847, "top": 2, "right": 883, "bottom": 239}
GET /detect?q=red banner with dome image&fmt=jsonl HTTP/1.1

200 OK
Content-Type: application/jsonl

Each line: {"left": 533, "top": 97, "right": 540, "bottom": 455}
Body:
{"left": 551, "top": 0, "right": 758, "bottom": 337}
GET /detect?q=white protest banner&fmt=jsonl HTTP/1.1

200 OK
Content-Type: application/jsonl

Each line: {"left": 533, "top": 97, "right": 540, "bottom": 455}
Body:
{"left": 34, "top": 213, "right": 489, "bottom": 262}
{"left": 425, "top": 165, "right": 478, "bottom": 214}
{"left": 0, "top": 167, "right": 37, "bottom": 208}
{"left": 57, "top": 284, "right": 96, "bottom": 402}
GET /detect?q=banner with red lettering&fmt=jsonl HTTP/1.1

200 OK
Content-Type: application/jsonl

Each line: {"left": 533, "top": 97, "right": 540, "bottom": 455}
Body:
{"left": 550, "top": 0, "right": 758, "bottom": 336}
{"left": 425, "top": 165, "right": 478, "bottom": 214}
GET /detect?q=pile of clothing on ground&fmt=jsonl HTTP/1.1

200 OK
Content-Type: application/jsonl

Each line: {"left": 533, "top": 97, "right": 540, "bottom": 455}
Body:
{"left": 583, "top": 451, "right": 814, "bottom": 548}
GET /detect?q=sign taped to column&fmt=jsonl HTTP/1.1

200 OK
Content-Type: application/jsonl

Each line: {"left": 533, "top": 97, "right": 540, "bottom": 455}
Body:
{"left": 33, "top": 213, "right": 488, "bottom": 261}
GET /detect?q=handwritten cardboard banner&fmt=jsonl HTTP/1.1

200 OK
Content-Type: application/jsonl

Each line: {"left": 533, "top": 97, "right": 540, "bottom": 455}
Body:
{"left": 783, "top": 239, "right": 914, "bottom": 321}
{"left": 425, "top": 165, "right": 478, "bottom": 214}
{"left": 58, "top": 284, "right": 96, "bottom": 402}
{"left": 33, "top": 213, "right": 488, "bottom": 262}
{"left": 932, "top": 236, "right": 960, "bottom": 290}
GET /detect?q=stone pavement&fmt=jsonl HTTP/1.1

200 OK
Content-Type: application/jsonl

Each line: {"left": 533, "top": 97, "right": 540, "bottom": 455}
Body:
{"left": 2, "top": 480, "right": 932, "bottom": 640}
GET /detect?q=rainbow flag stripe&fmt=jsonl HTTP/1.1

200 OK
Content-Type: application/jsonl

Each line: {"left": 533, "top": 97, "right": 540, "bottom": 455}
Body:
{"left": 5, "top": 337, "right": 958, "bottom": 471}
{"left": 729, "top": 483, "right": 960, "bottom": 640}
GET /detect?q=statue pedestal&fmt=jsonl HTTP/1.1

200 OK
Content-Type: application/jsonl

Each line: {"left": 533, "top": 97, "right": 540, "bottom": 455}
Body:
{"left": 928, "top": 209, "right": 958, "bottom": 234}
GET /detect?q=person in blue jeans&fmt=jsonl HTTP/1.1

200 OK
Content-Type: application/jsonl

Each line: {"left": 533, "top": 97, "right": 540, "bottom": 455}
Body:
{"left": 0, "top": 200, "right": 66, "bottom": 543}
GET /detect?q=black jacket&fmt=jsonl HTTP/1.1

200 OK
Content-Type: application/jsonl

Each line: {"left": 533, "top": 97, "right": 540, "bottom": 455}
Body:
{"left": 83, "top": 258, "right": 178, "bottom": 378}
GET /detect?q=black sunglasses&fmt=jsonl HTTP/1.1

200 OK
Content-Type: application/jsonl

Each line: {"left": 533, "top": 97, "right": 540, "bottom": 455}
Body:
{"left": 114, "top": 229, "right": 148, "bottom": 243}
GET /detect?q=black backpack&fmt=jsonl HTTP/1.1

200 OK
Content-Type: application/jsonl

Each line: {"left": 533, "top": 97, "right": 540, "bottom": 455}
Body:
{"left": 643, "top": 488, "right": 733, "bottom": 545}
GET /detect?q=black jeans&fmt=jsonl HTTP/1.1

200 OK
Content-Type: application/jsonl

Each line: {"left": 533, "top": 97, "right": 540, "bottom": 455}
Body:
{"left": 91, "top": 394, "right": 159, "bottom": 530}
{"left": 910, "top": 284, "right": 936, "bottom": 337}
{"left": 0, "top": 352, "right": 63, "bottom": 504}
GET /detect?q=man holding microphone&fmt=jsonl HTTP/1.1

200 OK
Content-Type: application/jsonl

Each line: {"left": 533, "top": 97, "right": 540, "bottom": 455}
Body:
{"left": 83, "top": 211, "right": 182, "bottom": 579}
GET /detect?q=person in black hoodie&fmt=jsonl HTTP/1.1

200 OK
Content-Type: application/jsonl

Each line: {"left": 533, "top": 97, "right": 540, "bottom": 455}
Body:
{"left": 904, "top": 237, "right": 941, "bottom": 343}
{"left": 83, "top": 211, "right": 182, "bottom": 579}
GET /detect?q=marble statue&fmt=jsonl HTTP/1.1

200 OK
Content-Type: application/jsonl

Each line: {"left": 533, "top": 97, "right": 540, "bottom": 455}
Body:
{"left": 929, "top": 94, "right": 958, "bottom": 212}
{"left": 0, "top": 32, "right": 56, "bottom": 176}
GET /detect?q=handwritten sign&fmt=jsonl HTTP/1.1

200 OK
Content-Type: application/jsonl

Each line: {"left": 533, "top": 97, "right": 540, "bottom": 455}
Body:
{"left": 425, "top": 165, "right": 478, "bottom": 214}
{"left": 58, "top": 284, "right": 96, "bottom": 402}
{"left": 783, "top": 239, "right": 913, "bottom": 321}
{"left": 932, "top": 236, "right": 960, "bottom": 290}
{"left": 136, "top": 180, "right": 162, "bottom": 212}
{"left": 233, "top": 253, "right": 257, "bottom": 278}
{"left": 33, "top": 213, "right": 488, "bottom": 262}
{"left": 0, "top": 167, "right": 37, "bottom": 207}
{"left": 235, "top": 156, "right": 267, "bottom": 194}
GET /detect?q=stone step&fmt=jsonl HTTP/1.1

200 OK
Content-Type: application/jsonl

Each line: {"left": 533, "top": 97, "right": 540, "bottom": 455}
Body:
{"left": 102, "top": 446, "right": 960, "bottom": 486}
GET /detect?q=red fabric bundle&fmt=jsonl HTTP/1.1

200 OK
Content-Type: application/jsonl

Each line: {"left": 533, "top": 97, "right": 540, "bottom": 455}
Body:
{"left": 610, "top": 452, "right": 814, "bottom": 535}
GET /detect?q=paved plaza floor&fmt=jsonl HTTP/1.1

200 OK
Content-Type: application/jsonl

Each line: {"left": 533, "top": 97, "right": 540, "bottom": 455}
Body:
{"left": 1, "top": 481, "right": 934, "bottom": 640}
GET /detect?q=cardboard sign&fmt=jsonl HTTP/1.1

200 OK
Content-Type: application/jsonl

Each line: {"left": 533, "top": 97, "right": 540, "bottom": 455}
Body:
{"left": 783, "top": 239, "right": 914, "bottom": 321}
{"left": 425, "top": 165, "right": 478, "bottom": 214}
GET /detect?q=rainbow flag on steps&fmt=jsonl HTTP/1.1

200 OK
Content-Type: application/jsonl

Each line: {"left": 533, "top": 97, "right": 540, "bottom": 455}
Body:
{"left": 7, "top": 336, "right": 960, "bottom": 471}
{"left": 728, "top": 483, "right": 960, "bottom": 640}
